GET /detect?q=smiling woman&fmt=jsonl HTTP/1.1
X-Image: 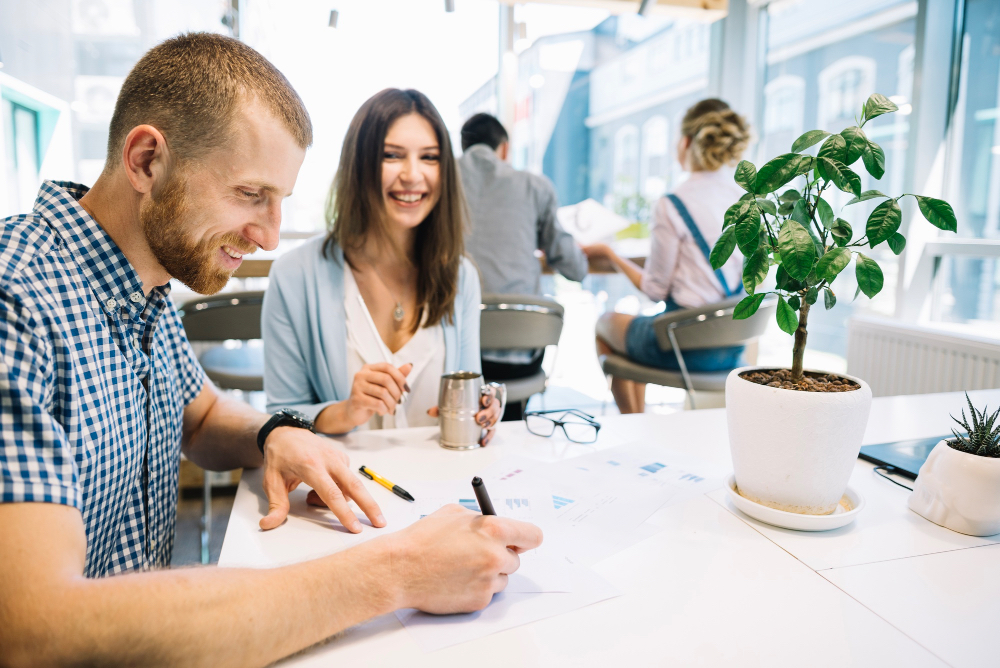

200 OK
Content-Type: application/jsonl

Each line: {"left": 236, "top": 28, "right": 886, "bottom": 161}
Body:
{"left": 262, "top": 89, "right": 502, "bottom": 445}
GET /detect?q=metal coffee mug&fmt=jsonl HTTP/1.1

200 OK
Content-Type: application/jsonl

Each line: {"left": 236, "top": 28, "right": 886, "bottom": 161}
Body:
{"left": 438, "top": 371, "right": 506, "bottom": 450}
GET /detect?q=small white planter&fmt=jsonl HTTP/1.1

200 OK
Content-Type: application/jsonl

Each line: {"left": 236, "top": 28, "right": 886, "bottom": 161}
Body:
{"left": 908, "top": 441, "right": 1000, "bottom": 536}
{"left": 726, "top": 366, "right": 873, "bottom": 515}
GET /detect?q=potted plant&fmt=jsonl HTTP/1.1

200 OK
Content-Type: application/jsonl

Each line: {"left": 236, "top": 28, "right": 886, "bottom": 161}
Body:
{"left": 711, "top": 94, "right": 958, "bottom": 515}
{"left": 908, "top": 395, "right": 1000, "bottom": 536}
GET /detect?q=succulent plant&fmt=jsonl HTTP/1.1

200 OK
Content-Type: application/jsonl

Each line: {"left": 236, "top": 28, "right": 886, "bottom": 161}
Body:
{"left": 947, "top": 393, "right": 1000, "bottom": 458}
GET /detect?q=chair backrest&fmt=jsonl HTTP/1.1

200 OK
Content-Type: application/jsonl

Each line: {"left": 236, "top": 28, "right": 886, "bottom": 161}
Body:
{"left": 479, "top": 293, "right": 564, "bottom": 350}
{"left": 652, "top": 296, "right": 777, "bottom": 352}
{"left": 178, "top": 291, "right": 265, "bottom": 342}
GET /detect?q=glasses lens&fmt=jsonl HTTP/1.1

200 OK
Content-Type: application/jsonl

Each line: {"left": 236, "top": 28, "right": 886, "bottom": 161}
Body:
{"left": 562, "top": 419, "right": 598, "bottom": 443}
{"left": 525, "top": 414, "right": 557, "bottom": 437}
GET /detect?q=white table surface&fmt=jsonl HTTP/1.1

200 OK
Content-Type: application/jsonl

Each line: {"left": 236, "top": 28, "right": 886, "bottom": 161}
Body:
{"left": 220, "top": 389, "right": 1000, "bottom": 667}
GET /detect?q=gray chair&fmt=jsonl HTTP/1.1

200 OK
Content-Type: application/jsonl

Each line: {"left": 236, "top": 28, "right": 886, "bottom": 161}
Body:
{"left": 480, "top": 294, "right": 565, "bottom": 414}
{"left": 178, "top": 290, "right": 265, "bottom": 564}
{"left": 601, "top": 296, "right": 776, "bottom": 409}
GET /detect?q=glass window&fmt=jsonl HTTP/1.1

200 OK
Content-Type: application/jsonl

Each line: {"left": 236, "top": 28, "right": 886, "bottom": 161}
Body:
{"left": 613, "top": 123, "right": 639, "bottom": 199}
{"left": 934, "top": 0, "right": 1000, "bottom": 328}
{"left": 761, "top": 0, "right": 917, "bottom": 358}
{"left": 640, "top": 115, "right": 669, "bottom": 200}
{"left": 3, "top": 101, "right": 40, "bottom": 215}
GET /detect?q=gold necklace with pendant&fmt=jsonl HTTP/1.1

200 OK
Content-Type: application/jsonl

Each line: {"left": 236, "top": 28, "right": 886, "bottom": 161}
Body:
{"left": 368, "top": 265, "right": 406, "bottom": 324}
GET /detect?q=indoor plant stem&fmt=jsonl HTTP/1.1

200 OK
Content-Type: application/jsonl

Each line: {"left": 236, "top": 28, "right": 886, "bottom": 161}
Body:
{"left": 792, "top": 300, "right": 809, "bottom": 380}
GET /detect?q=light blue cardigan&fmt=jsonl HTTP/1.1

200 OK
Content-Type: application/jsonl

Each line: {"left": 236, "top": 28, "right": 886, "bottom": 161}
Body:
{"left": 262, "top": 236, "right": 482, "bottom": 419}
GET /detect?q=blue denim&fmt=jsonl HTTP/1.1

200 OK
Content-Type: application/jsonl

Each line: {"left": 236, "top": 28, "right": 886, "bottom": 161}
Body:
{"left": 624, "top": 300, "right": 744, "bottom": 372}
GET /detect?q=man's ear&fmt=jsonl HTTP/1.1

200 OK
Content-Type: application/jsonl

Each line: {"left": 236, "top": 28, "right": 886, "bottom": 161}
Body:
{"left": 496, "top": 141, "right": 509, "bottom": 162}
{"left": 121, "top": 125, "right": 171, "bottom": 196}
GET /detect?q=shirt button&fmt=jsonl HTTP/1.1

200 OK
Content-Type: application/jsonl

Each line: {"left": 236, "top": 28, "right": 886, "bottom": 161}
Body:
{"left": 130, "top": 292, "right": 143, "bottom": 303}
{"left": 106, "top": 298, "right": 117, "bottom": 310}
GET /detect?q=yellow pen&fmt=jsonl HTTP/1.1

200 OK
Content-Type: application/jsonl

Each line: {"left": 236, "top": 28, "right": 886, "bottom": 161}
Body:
{"left": 359, "top": 465, "right": 415, "bottom": 502}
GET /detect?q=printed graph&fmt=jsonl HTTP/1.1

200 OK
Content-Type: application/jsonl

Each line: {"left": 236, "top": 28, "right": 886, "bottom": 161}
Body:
{"left": 640, "top": 462, "right": 665, "bottom": 474}
{"left": 459, "top": 498, "right": 481, "bottom": 512}
{"left": 506, "top": 498, "right": 530, "bottom": 510}
{"left": 552, "top": 495, "right": 575, "bottom": 510}
{"left": 607, "top": 460, "right": 620, "bottom": 466}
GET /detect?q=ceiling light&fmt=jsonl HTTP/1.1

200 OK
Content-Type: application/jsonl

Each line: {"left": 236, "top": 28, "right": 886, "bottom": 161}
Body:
{"left": 328, "top": 9, "right": 338, "bottom": 28}
{"left": 445, "top": 0, "right": 455, "bottom": 11}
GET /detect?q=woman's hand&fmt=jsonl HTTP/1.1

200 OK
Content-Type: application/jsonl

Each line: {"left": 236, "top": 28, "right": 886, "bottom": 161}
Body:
{"left": 345, "top": 362, "right": 412, "bottom": 428}
{"left": 426, "top": 385, "right": 502, "bottom": 446}
{"left": 581, "top": 243, "right": 615, "bottom": 261}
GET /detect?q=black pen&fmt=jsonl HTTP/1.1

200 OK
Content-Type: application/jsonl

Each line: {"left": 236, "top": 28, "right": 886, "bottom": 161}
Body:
{"left": 359, "top": 465, "right": 415, "bottom": 502}
{"left": 471, "top": 476, "right": 496, "bottom": 515}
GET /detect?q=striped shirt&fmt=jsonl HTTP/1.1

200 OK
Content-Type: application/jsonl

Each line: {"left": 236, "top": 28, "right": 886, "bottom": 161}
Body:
{"left": 0, "top": 181, "right": 205, "bottom": 577}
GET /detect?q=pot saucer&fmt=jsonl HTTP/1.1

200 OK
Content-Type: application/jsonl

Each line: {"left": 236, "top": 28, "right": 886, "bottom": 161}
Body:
{"left": 725, "top": 474, "right": 865, "bottom": 532}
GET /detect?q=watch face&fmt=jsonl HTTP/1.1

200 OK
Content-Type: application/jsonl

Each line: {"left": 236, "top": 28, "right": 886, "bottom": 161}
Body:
{"left": 278, "top": 408, "right": 314, "bottom": 430}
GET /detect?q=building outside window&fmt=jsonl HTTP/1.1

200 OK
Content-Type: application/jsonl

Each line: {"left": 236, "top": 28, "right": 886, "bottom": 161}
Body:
{"left": 640, "top": 115, "right": 669, "bottom": 201}
{"left": 762, "top": 75, "right": 805, "bottom": 160}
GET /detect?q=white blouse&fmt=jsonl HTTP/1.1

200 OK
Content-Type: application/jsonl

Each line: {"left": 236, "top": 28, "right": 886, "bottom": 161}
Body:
{"left": 639, "top": 169, "right": 746, "bottom": 309}
{"left": 343, "top": 268, "right": 445, "bottom": 431}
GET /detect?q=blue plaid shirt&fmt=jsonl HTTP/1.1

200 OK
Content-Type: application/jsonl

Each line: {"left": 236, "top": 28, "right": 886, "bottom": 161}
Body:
{"left": 0, "top": 181, "right": 205, "bottom": 577}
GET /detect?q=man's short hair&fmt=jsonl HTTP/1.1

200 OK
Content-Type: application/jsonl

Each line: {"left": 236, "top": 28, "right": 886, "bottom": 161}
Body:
{"left": 460, "top": 113, "right": 508, "bottom": 151}
{"left": 105, "top": 32, "right": 312, "bottom": 171}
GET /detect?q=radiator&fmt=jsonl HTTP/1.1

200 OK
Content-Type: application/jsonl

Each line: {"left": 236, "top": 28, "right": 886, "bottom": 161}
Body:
{"left": 846, "top": 315, "right": 1000, "bottom": 397}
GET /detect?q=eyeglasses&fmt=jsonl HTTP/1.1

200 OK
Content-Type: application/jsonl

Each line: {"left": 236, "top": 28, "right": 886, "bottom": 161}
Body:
{"left": 524, "top": 409, "right": 601, "bottom": 444}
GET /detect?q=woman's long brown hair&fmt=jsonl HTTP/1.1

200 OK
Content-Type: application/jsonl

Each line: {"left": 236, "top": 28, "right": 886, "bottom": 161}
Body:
{"left": 324, "top": 88, "right": 466, "bottom": 333}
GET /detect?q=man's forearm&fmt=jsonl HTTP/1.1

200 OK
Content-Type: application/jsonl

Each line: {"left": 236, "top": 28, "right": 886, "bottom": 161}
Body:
{"left": 183, "top": 391, "right": 267, "bottom": 471}
{"left": 9, "top": 538, "right": 399, "bottom": 668}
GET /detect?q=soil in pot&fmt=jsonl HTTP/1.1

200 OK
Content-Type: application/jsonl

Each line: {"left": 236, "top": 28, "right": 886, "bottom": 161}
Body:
{"left": 739, "top": 369, "right": 861, "bottom": 393}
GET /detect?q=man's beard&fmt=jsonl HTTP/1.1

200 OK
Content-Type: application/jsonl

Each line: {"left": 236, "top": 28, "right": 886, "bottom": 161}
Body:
{"left": 140, "top": 170, "right": 255, "bottom": 295}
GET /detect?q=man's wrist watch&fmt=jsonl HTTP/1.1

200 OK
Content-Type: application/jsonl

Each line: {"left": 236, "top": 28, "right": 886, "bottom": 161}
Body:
{"left": 257, "top": 408, "right": 315, "bottom": 456}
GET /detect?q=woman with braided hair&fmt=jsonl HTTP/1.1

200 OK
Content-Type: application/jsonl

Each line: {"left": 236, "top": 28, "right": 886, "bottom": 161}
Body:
{"left": 583, "top": 99, "right": 752, "bottom": 414}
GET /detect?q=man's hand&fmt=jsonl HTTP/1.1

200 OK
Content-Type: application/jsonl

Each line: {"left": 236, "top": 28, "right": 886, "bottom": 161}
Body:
{"left": 259, "top": 428, "right": 385, "bottom": 532}
{"left": 344, "top": 362, "right": 412, "bottom": 427}
{"left": 384, "top": 505, "right": 544, "bottom": 614}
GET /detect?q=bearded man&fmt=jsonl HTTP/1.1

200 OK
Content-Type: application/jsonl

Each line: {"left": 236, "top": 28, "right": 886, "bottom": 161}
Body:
{"left": 0, "top": 33, "right": 540, "bottom": 666}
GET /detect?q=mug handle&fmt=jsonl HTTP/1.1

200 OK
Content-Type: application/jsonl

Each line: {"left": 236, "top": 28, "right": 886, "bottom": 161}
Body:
{"left": 482, "top": 382, "right": 506, "bottom": 427}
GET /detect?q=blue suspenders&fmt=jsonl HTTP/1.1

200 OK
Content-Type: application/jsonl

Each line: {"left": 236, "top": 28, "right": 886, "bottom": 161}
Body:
{"left": 666, "top": 193, "right": 739, "bottom": 298}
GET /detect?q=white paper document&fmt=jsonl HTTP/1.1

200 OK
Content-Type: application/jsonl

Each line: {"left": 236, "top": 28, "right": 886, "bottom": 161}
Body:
{"left": 542, "top": 442, "right": 727, "bottom": 565}
{"left": 394, "top": 555, "right": 619, "bottom": 652}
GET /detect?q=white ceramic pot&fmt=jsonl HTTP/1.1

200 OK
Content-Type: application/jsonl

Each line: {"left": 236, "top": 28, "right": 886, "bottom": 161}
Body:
{"left": 908, "top": 441, "right": 1000, "bottom": 536}
{"left": 726, "top": 366, "right": 872, "bottom": 515}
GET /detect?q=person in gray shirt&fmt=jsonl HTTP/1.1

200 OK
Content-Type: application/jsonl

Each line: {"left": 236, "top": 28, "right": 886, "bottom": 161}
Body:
{"left": 459, "top": 113, "right": 587, "bottom": 295}
{"left": 459, "top": 113, "right": 587, "bottom": 419}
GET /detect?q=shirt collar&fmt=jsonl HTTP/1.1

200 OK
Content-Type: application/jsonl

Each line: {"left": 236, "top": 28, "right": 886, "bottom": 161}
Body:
{"left": 33, "top": 180, "right": 170, "bottom": 322}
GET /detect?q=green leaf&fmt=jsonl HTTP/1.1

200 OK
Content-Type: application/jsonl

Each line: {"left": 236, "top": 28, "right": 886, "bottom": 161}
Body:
{"left": 780, "top": 189, "right": 802, "bottom": 203}
{"left": 776, "top": 296, "right": 798, "bottom": 335}
{"left": 916, "top": 196, "right": 958, "bottom": 232}
{"left": 734, "top": 202, "right": 762, "bottom": 256}
{"left": 817, "top": 134, "right": 847, "bottom": 162}
{"left": 866, "top": 198, "right": 902, "bottom": 247}
{"left": 791, "top": 130, "right": 830, "bottom": 153}
{"left": 846, "top": 190, "right": 888, "bottom": 206}
{"left": 778, "top": 201, "right": 795, "bottom": 216}
{"left": 863, "top": 93, "right": 899, "bottom": 122}
{"left": 815, "top": 247, "right": 851, "bottom": 283}
{"left": 855, "top": 253, "right": 884, "bottom": 298}
{"left": 816, "top": 157, "right": 862, "bottom": 197}
{"left": 735, "top": 160, "right": 757, "bottom": 193}
{"left": 788, "top": 295, "right": 801, "bottom": 310}
{"left": 754, "top": 153, "right": 813, "bottom": 194}
{"left": 742, "top": 247, "right": 770, "bottom": 294}
{"left": 790, "top": 198, "right": 810, "bottom": 226}
{"left": 723, "top": 201, "right": 743, "bottom": 229}
{"left": 775, "top": 264, "right": 806, "bottom": 292}
{"left": 862, "top": 141, "right": 886, "bottom": 180}
{"left": 887, "top": 232, "right": 906, "bottom": 255}
{"left": 840, "top": 126, "right": 868, "bottom": 165}
{"left": 710, "top": 226, "right": 737, "bottom": 269}
{"left": 733, "top": 293, "right": 766, "bottom": 320}
{"left": 777, "top": 218, "right": 817, "bottom": 281}
{"left": 740, "top": 192, "right": 756, "bottom": 202}
{"left": 756, "top": 198, "right": 777, "bottom": 216}
{"left": 824, "top": 287, "right": 837, "bottom": 310}
{"left": 830, "top": 218, "right": 853, "bottom": 246}
{"left": 816, "top": 197, "right": 834, "bottom": 229}
{"left": 805, "top": 286, "right": 819, "bottom": 305}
